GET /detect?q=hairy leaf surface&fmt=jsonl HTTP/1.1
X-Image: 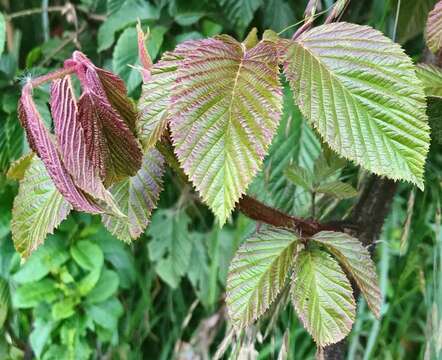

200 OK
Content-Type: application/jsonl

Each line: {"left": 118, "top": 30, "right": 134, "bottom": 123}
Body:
{"left": 426, "top": 0, "right": 442, "bottom": 53}
{"left": 416, "top": 63, "right": 442, "bottom": 98}
{"left": 311, "top": 231, "right": 381, "bottom": 318}
{"left": 11, "top": 158, "right": 72, "bottom": 257}
{"left": 72, "top": 52, "right": 143, "bottom": 186}
{"left": 170, "top": 36, "right": 282, "bottom": 224}
{"left": 226, "top": 227, "right": 299, "bottom": 330}
{"left": 138, "top": 52, "right": 182, "bottom": 149}
{"left": 51, "top": 76, "right": 118, "bottom": 208}
{"left": 19, "top": 84, "right": 102, "bottom": 213}
{"left": 292, "top": 248, "right": 356, "bottom": 346}
{"left": 102, "top": 149, "right": 165, "bottom": 242}
{"left": 284, "top": 22, "right": 430, "bottom": 189}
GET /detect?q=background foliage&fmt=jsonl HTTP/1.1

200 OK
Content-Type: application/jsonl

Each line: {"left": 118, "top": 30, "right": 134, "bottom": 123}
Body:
{"left": 0, "top": 0, "right": 441, "bottom": 359}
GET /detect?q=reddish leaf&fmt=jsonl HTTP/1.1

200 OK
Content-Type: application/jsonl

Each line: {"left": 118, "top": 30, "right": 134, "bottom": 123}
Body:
{"left": 71, "top": 51, "right": 143, "bottom": 186}
{"left": 19, "top": 83, "right": 102, "bottom": 213}
{"left": 50, "top": 76, "right": 118, "bottom": 208}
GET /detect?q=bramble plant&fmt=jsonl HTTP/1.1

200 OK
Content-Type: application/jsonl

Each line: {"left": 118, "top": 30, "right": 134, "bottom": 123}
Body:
{"left": 5, "top": 0, "right": 442, "bottom": 357}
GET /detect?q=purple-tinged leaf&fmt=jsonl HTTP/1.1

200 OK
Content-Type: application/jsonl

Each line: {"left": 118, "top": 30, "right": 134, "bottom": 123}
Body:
{"left": 71, "top": 51, "right": 143, "bottom": 186}
{"left": 137, "top": 22, "right": 152, "bottom": 83}
{"left": 426, "top": 0, "right": 442, "bottom": 54}
{"left": 18, "top": 83, "right": 102, "bottom": 213}
{"left": 102, "top": 149, "right": 165, "bottom": 242}
{"left": 169, "top": 36, "right": 283, "bottom": 225}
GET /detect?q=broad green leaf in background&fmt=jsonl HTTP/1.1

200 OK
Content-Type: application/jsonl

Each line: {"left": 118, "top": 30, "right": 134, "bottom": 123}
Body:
{"left": 13, "top": 279, "right": 61, "bottom": 308}
{"left": 52, "top": 297, "right": 78, "bottom": 320}
{"left": 138, "top": 51, "right": 182, "bottom": 149}
{"left": 147, "top": 209, "right": 192, "bottom": 288}
{"left": 262, "top": 0, "right": 296, "bottom": 34}
{"left": 113, "top": 26, "right": 167, "bottom": 94}
{"left": 226, "top": 227, "right": 300, "bottom": 330}
{"left": 107, "top": 0, "right": 125, "bottom": 14}
{"left": 426, "top": 0, "right": 442, "bottom": 53}
{"left": 284, "top": 22, "right": 430, "bottom": 189}
{"left": 284, "top": 163, "right": 314, "bottom": 192}
{"left": 170, "top": 36, "right": 282, "bottom": 224}
{"left": 13, "top": 236, "right": 69, "bottom": 284}
{"left": 86, "top": 297, "right": 124, "bottom": 330}
{"left": 315, "top": 181, "right": 357, "bottom": 200}
{"left": 396, "top": 0, "right": 436, "bottom": 44}
{"left": 311, "top": 231, "right": 382, "bottom": 318}
{"left": 0, "top": 12, "right": 5, "bottom": 56}
{"left": 71, "top": 240, "right": 104, "bottom": 272}
{"left": 0, "top": 114, "right": 23, "bottom": 175}
{"left": 11, "top": 158, "right": 72, "bottom": 258}
{"left": 217, "top": 0, "right": 263, "bottom": 36}
{"left": 30, "top": 319, "right": 53, "bottom": 358}
{"left": 0, "top": 278, "right": 8, "bottom": 327}
{"left": 416, "top": 64, "right": 442, "bottom": 98}
{"left": 292, "top": 248, "right": 356, "bottom": 346}
{"left": 102, "top": 149, "right": 164, "bottom": 242}
{"left": 86, "top": 269, "right": 119, "bottom": 304}
{"left": 98, "top": 0, "right": 160, "bottom": 51}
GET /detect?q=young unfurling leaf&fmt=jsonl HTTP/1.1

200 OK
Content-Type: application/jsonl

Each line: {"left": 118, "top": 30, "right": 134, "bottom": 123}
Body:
{"left": 19, "top": 82, "right": 102, "bottom": 213}
{"left": 70, "top": 52, "right": 143, "bottom": 186}
{"left": 284, "top": 22, "right": 430, "bottom": 189}
{"left": 170, "top": 36, "right": 283, "bottom": 225}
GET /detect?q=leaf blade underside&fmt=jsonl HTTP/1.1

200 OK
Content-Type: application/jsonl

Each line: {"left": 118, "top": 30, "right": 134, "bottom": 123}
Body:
{"left": 170, "top": 36, "right": 283, "bottom": 224}
{"left": 102, "top": 148, "right": 165, "bottom": 242}
{"left": 226, "top": 227, "right": 299, "bottom": 330}
{"left": 284, "top": 22, "right": 430, "bottom": 189}
{"left": 292, "top": 247, "right": 356, "bottom": 346}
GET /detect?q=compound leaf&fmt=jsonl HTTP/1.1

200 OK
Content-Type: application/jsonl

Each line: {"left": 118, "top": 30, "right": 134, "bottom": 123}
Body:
{"left": 292, "top": 248, "right": 356, "bottom": 346}
{"left": 11, "top": 158, "right": 72, "bottom": 258}
{"left": 284, "top": 22, "right": 430, "bottom": 189}
{"left": 102, "top": 148, "right": 165, "bottom": 242}
{"left": 226, "top": 227, "right": 299, "bottom": 330}
{"left": 311, "top": 231, "right": 381, "bottom": 318}
{"left": 170, "top": 36, "right": 282, "bottom": 224}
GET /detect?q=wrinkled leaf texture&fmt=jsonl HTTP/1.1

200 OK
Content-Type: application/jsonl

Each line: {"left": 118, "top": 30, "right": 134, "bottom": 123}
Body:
{"left": 426, "top": 0, "right": 442, "bottom": 53}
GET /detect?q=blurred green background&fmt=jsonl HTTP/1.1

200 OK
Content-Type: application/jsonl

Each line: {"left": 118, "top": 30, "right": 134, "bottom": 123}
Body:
{"left": 0, "top": 0, "right": 441, "bottom": 359}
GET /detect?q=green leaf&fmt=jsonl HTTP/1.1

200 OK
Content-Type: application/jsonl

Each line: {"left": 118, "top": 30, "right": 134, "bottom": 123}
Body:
{"left": 0, "top": 113, "right": 23, "bottom": 175}
{"left": 284, "top": 164, "right": 313, "bottom": 192}
{"left": 311, "top": 231, "right": 381, "bottom": 318}
{"left": 102, "top": 149, "right": 164, "bottom": 242}
{"left": 426, "top": 1, "right": 442, "bottom": 53}
{"left": 86, "top": 297, "right": 124, "bottom": 330}
{"left": 13, "top": 279, "right": 61, "bottom": 308}
{"left": 171, "top": 37, "right": 282, "bottom": 224}
{"left": 30, "top": 319, "right": 53, "bottom": 358}
{"left": 262, "top": 0, "right": 296, "bottom": 34}
{"left": 13, "top": 236, "right": 69, "bottom": 284}
{"left": 396, "top": 0, "right": 436, "bottom": 44}
{"left": 98, "top": 0, "right": 159, "bottom": 51}
{"left": 291, "top": 248, "right": 356, "bottom": 346}
{"left": 6, "top": 153, "right": 34, "bottom": 181}
{"left": 113, "top": 26, "right": 166, "bottom": 94}
{"left": 139, "top": 51, "right": 182, "bottom": 149}
{"left": 0, "top": 12, "right": 5, "bottom": 56}
{"left": 0, "top": 278, "right": 9, "bottom": 327}
{"left": 147, "top": 209, "right": 192, "bottom": 288}
{"left": 226, "top": 227, "right": 299, "bottom": 330}
{"left": 284, "top": 23, "right": 430, "bottom": 189}
{"left": 416, "top": 63, "right": 442, "bottom": 98}
{"left": 52, "top": 297, "right": 78, "bottom": 320}
{"left": 107, "top": 0, "right": 125, "bottom": 14}
{"left": 315, "top": 181, "right": 357, "bottom": 200}
{"left": 217, "top": 0, "right": 263, "bottom": 36}
{"left": 70, "top": 240, "right": 104, "bottom": 271}
{"left": 86, "top": 269, "right": 119, "bottom": 304}
{"left": 11, "top": 158, "right": 72, "bottom": 258}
